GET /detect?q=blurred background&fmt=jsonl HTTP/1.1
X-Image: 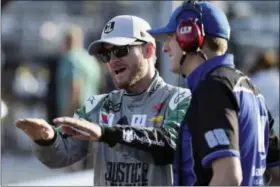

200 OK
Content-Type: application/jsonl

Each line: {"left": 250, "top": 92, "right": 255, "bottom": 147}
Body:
{"left": 1, "top": 1, "right": 279, "bottom": 186}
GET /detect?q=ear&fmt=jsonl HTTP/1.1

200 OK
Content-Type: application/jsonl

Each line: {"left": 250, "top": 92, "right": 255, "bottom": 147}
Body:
{"left": 162, "top": 40, "right": 168, "bottom": 53}
{"left": 142, "top": 42, "right": 154, "bottom": 59}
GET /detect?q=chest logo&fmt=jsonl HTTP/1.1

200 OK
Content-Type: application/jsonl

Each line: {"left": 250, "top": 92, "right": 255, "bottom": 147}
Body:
{"left": 131, "top": 115, "right": 147, "bottom": 127}
{"left": 150, "top": 115, "right": 164, "bottom": 125}
{"left": 85, "top": 94, "right": 106, "bottom": 113}
{"left": 169, "top": 89, "right": 191, "bottom": 110}
{"left": 153, "top": 103, "right": 164, "bottom": 112}
{"left": 99, "top": 112, "right": 114, "bottom": 126}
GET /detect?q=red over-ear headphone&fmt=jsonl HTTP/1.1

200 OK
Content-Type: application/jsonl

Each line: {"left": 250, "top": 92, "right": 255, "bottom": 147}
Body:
{"left": 176, "top": 0, "right": 205, "bottom": 52}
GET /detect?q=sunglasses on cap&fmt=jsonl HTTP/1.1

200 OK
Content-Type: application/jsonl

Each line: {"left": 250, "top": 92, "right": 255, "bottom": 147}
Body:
{"left": 97, "top": 41, "right": 147, "bottom": 63}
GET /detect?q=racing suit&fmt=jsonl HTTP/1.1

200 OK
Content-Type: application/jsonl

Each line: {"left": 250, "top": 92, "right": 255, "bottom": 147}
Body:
{"left": 31, "top": 71, "right": 191, "bottom": 186}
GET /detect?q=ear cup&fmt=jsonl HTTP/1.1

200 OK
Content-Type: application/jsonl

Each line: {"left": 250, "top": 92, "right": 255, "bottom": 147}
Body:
{"left": 176, "top": 18, "right": 204, "bottom": 52}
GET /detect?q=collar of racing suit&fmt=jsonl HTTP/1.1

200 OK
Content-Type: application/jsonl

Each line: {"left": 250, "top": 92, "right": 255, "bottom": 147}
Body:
{"left": 122, "top": 70, "right": 166, "bottom": 107}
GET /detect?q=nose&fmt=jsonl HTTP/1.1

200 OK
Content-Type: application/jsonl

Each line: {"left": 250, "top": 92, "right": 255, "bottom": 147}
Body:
{"left": 108, "top": 53, "right": 120, "bottom": 64}
{"left": 162, "top": 41, "right": 169, "bottom": 53}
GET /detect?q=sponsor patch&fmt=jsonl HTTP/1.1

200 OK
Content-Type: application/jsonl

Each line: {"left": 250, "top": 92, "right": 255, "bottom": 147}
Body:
{"left": 131, "top": 115, "right": 147, "bottom": 127}
{"left": 99, "top": 112, "right": 114, "bottom": 126}
{"left": 153, "top": 103, "right": 164, "bottom": 111}
{"left": 180, "top": 26, "right": 192, "bottom": 34}
{"left": 104, "top": 101, "right": 121, "bottom": 112}
{"left": 122, "top": 129, "right": 165, "bottom": 147}
{"left": 105, "top": 161, "right": 149, "bottom": 186}
{"left": 150, "top": 116, "right": 163, "bottom": 124}
{"left": 85, "top": 95, "right": 105, "bottom": 113}
{"left": 123, "top": 129, "right": 134, "bottom": 143}
{"left": 204, "top": 128, "right": 230, "bottom": 148}
{"left": 169, "top": 89, "right": 191, "bottom": 110}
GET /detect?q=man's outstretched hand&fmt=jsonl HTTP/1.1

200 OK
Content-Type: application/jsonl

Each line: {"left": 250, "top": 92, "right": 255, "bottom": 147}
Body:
{"left": 53, "top": 117, "right": 102, "bottom": 141}
{"left": 16, "top": 118, "right": 55, "bottom": 141}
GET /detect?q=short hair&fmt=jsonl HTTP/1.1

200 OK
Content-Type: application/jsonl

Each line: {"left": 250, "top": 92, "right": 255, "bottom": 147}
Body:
{"left": 204, "top": 35, "right": 228, "bottom": 54}
{"left": 256, "top": 50, "right": 277, "bottom": 68}
{"left": 65, "top": 24, "right": 84, "bottom": 45}
{"left": 148, "top": 42, "right": 157, "bottom": 65}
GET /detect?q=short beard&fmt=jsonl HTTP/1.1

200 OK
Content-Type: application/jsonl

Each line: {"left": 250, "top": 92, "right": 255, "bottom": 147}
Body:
{"left": 113, "top": 61, "right": 146, "bottom": 90}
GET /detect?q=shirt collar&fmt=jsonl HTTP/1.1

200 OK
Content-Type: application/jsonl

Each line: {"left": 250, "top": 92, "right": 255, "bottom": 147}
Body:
{"left": 185, "top": 53, "right": 235, "bottom": 92}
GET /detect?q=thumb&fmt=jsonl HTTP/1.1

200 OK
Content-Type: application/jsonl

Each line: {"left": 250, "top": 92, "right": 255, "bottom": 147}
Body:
{"left": 61, "top": 125, "right": 79, "bottom": 135}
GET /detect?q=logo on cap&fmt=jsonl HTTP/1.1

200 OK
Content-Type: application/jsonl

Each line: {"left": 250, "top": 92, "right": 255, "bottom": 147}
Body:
{"left": 104, "top": 21, "right": 115, "bottom": 34}
{"left": 180, "top": 26, "right": 192, "bottom": 34}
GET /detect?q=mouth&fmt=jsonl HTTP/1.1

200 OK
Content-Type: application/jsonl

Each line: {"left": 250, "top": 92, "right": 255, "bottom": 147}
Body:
{"left": 114, "top": 68, "right": 127, "bottom": 75}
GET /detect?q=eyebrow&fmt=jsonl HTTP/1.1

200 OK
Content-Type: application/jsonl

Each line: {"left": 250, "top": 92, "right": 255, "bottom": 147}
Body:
{"left": 102, "top": 43, "right": 114, "bottom": 49}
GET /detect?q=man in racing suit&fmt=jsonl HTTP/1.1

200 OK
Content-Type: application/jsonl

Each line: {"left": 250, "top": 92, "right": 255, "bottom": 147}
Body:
{"left": 16, "top": 15, "right": 191, "bottom": 186}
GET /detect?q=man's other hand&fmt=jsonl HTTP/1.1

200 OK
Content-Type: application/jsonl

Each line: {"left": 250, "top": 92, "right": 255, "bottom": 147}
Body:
{"left": 53, "top": 117, "right": 102, "bottom": 141}
{"left": 16, "top": 118, "right": 55, "bottom": 141}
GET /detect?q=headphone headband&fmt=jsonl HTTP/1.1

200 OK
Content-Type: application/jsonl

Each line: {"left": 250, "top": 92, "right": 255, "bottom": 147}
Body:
{"left": 176, "top": 0, "right": 203, "bottom": 23}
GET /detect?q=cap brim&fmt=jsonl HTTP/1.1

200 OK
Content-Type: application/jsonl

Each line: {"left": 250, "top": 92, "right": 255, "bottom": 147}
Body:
{"left": 88, "top": 37, "right": 137, "bottom": 55}
{"left": 147, "top": 26, "right": 175, "bottom": 41}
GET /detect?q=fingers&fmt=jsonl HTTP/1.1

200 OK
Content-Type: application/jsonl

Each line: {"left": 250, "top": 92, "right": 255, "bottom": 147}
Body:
{"left": 53, "top": 117, "right": 79, "bottom": 126}
{"left": 15, "top": 119, "right": 35, "bottom": 130}
{"left": 53, "top": 117, "right": 90, "bottom": 132}
{"left": 15, "top": 119, "right": 24, "bottom": 128}
{"left": 16, "top": 118, "right": 48, "bottom": 127}
{"left": 16, "top": 118, "right": 45, "bottom": 132}
{"left": 53, "top": 117, "right": 101, "bottom": 141}
{"left": 41, "top": 128, "right": 50, "bottom": 140}
{"left": 61, "top": 125, "right": 79, "bottom": 136}
{"left": 60, "top": 125, "right": 93, "bottom": 140}
{"left": 15, "top": 118, "right": 54, "bottom": 140}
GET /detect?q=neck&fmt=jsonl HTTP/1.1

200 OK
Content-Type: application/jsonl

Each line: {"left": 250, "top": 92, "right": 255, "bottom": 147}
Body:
{"left": 67, "top": 45, "right": 81, "bottom": 50}
{"left": 126, "top": 68, "right": 156, "bottom": 94}
{"left": 65, "top": 41, "right": 83, "bottom": 51}
{"left": 181, "top": 49, "right": 224, "bottom": 75}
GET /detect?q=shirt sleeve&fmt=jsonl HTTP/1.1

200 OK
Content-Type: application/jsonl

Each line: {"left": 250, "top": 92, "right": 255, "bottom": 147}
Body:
{"left": 32, "top": 94, "right": 108, "bottom": 168}
{"left": 59, "top": 57, "right": 75, "bottom": 79}
{"left": 32, "top": 111, "right": 91, "bottom": 169}
{"left": 185, "top": 78, "right": 240, "bottom": 168}
{"left": 31, "top": 126, "right": 90, "bottom": 168}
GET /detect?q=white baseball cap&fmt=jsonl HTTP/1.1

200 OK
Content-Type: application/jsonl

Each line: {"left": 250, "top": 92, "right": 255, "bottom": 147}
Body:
{"left": 88, "top": 15, "right": 155, "bottom": 55}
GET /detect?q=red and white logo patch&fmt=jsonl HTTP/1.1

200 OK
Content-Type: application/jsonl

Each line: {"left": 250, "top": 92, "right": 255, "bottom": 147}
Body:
{"left": 99, "top": 112, "right": 114, "bottom": 126}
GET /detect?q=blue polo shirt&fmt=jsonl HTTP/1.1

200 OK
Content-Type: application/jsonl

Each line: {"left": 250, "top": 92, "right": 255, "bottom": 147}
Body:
{"left": 173, "top": 53, "right": 279, "bottom": 186}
